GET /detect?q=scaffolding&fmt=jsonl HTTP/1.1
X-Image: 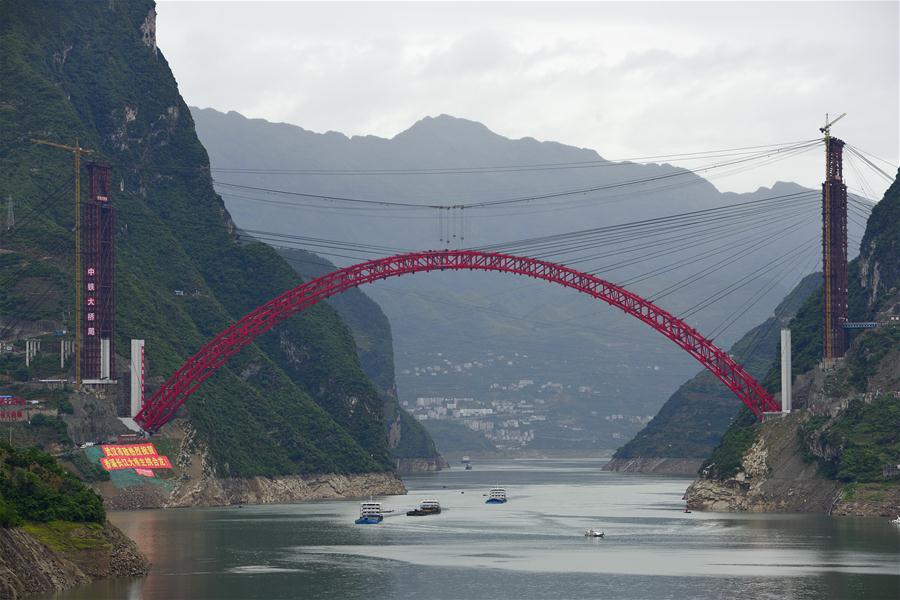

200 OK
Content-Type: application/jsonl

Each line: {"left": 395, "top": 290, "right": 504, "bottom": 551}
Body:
{"left": 821, "top": 136, "right": 848, "bottom": 359}
{"left": 83, "top": 163, "right": 116, "bottom": 379}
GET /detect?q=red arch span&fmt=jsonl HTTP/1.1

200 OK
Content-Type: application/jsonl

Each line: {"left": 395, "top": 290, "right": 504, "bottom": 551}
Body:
{"left": 135, "top": 250, "right": 777, "bottom": 432}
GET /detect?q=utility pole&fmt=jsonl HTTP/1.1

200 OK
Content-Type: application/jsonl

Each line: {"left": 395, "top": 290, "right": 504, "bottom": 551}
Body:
{"left": 818, "top": 114, "right": 848, "bottom": 362}
{"left": 5, "top": 195, "right": 12, "bottom": 230}
{"left": 31, "top": 139, "right": 93, "bottom": 386}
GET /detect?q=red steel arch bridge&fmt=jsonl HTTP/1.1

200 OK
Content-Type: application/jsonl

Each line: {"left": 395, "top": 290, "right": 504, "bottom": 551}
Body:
{"left": 135, "top": 249, "right": 778, "bottom": 433}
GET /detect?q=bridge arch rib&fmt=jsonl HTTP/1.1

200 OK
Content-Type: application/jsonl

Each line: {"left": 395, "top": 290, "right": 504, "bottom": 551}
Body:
{"left": 135, "top": 250, "right": 777, "bottom": 432}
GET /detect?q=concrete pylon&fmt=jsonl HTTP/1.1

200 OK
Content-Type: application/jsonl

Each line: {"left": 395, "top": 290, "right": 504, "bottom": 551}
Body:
{"left": 781, "top": 328, "right": 792, "bottom": 413}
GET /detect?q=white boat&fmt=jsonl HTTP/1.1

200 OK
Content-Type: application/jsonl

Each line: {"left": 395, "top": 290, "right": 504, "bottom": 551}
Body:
{"left": 355, "top": 501, "right": 384, "bottom": 524}
{"left": 891, "top": 515, "right": 900, "bottom": 525}
{"left": 485, "top": 488, "right": 507, "bottom": 504}
{"left": 584, "top": 528, "right": 605, "bottom": 538}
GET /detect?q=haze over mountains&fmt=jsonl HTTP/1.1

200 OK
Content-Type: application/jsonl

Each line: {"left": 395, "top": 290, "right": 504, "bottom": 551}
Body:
{"left": 192, "top": 107, "right": 864, "bottom": 449}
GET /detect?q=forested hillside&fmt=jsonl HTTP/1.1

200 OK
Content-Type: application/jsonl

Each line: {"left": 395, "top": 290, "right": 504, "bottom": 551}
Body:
{"left": 0, "top": 0, "right": 435, "bottom": 477}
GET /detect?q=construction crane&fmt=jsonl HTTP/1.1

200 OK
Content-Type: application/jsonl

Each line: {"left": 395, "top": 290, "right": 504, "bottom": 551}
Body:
{"left": 31, "top": 138, "right": 93, "bottom": 386}
{"left": 819, "top": 112, "right": 847, "bottom": 138}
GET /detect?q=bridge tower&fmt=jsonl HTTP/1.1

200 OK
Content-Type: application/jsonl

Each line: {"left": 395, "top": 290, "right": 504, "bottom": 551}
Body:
{"left": 83, "top": 163, "right": 116, "bottom": 379}
{"left": 820, "top": 114, "right": 848, "bottom": 361}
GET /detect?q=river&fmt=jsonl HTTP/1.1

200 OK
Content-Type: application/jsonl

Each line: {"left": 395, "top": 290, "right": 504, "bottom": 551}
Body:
{"left": 41, "top": 458, "right": 899, "bottom": 599}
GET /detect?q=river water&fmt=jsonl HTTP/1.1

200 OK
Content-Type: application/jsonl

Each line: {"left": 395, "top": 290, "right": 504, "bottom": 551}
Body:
{"left": 42, "top": 459, "right": 899, "bottom": 599}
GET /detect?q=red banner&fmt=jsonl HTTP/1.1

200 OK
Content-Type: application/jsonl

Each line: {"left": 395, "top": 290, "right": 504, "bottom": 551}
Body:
{"left": 134, "top": 468, "right": 155, "bottom": 477}
{"left": 100, "top": 455, "right": 172, "bottom": 471}
{"left": 0, "top": 410, "right": 23, "bottom": 421}
{"left": 101, "top": 443, "right": 158, "bottom": 458}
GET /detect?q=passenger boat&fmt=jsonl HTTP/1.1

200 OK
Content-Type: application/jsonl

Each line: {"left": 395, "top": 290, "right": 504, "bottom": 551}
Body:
{"left": 485, "top": 488, "right": 507, "bottom": 504}
{"left": 406, "top": 499, "right": 441, "bottom": 516}
{"left": 584, "top": 528, "right": 605, "bottom": 538}
{"left": 354, "top": 501, "right": 384, "bottom": 524}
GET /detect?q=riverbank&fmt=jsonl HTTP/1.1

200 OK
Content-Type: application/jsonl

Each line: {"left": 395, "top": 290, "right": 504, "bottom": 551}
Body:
{"left": 603, "top": 457, "right": 702, "bottom": 476}
{"left": 0, "top": 521, "right": 148, "bottom": 599}
{"left": 683, "top": 411, "right": 900, "bottom": 517}
{"left": 99, "top": 469, "right": 406, "bottom": 510}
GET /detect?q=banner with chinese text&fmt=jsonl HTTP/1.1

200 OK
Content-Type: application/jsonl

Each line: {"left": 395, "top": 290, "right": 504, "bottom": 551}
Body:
{"left": 101, "top": 443, "right": 157, "bottom": 458}
{"left": 100, "top": 455, "right": 172, "bottom": 471}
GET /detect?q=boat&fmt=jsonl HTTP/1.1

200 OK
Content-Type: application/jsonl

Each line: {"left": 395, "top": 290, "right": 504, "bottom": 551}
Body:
{"left": 485, "top": 488, "right": 507, "bottom": 504}
{"left": 891, "top": 516, "right": 900, "bottom": 525}
{"left": 465, "top": 463, "right": 473, "bottom": 470}
{"left": 461, "top": 456, "right": 471, "bottom": 464}
{"left": 354, "top": 501, "right": 384, "bottom": 524}
{"left": 584, "top": 528, "right": 605, "bottom": 538}
{"left": 683, "top": 506, "right": 692, "bottom": 514}
{"left": 406, "top": 499, "right": 441, "bottom": 516}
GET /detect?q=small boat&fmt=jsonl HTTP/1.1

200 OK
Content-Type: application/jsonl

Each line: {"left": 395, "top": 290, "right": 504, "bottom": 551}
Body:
{"left": 485, "top": 488, "right": 507, "bottom": 504}
{"left": 354, "top": 501, "right": 384, "bottom": 524}
{"left": 407, "top": 499, "right": 441, "bottom": 516}
{"left": 465, "top": 463, "right": 473, "bottom": 470}
{"left": 584, "top": 528, "right": 605, "bottom": 538}
{"left": 891, "top": 515, "right": 900, "bottom": 525}
{"left": 683, "top": 506, "right": 692, "bottom": 514}
{"left": 461, "top": 456, "right": 471, "bottom": 464}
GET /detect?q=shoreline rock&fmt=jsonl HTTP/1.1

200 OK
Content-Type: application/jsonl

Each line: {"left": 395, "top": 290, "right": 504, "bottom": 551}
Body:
{"left": 394, "top": 456, "right": 450, "bottom": 475}
{"left": 0, "top": 521, "right": 148, "bottom": 599}
{"left": 684, "top": 413, "right": 846, "bottom": 515}
{"left": 603, "top": 457, "right": 702, "bottom": 476}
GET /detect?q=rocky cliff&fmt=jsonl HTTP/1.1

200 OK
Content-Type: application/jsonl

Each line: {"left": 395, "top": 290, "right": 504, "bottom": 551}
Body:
{"left": 0, "top": 522, "right": 148, "bottom": 599}
{"left": 684, "top": 170, "right": 900, "bottom": 517}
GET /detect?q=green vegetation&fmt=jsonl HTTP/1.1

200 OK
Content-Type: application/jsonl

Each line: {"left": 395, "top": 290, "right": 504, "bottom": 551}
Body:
{"left": 698, "top": 408, "right": 759, "bottom": 479}
{"left": 23, "top": 521, "right": 108, "bottom": 552}
{"left": 62, "top": 450, "right": 110, "bottom": 483}
{"left": 846, "top": 325, "right": 900, "bottom": 391}
{"left": 0, "top": 443, "right": 105, "bottom": 526}
{"left": 812, "top": 395, "right": 900, "bottom": 482}
{"left": 423, "top": 420, "right": 497, "bottom": 454}
{"left": 27, "top": 414, "right": 72, "bottom": 447}
{"left": 278, "top": 246, "right": 441, "bottom": 461}
{"left": 0, "top": 0, "right": 422, "bottom": 477}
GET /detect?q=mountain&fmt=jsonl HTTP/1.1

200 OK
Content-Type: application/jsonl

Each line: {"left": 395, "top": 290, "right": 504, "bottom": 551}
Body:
{"left": 273, "top": 246, "right": 444, "bottom": 470}
{"left": 607, "top": 272, "right": 821, "bottom": 473}
{"left": 191, "top": 107, "right": 865, "bottom": 451}
{"left": 0, "top": 0, "right": 434, "bottom": 494}
{"left": 685, "top": 169, "right": 900, "bottom": 516}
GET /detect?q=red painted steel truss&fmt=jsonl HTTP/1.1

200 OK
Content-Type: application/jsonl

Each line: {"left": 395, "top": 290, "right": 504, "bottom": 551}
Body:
{"left": 135, "top": 250, "right": 778, "bottom": 432}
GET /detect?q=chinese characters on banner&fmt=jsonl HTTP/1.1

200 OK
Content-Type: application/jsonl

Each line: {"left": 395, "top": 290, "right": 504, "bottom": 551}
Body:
{"left": 86, "top": 266, "right": 97, "bottom": 338}
{"left": 0, "top": 396, "right": 24, "bottom": 421}
{"left": 101, "top": 443, "right": 157, "bottom": 457}
{"left": 98, "top": 443, "right": 173, "bottom": 471}
{"left": 100, "top": 455, "right": 173, "bottom": 470}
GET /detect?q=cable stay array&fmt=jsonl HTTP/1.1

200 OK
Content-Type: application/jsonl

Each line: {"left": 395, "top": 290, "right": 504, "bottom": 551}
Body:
{"left": 2, "top": 134, "right": 891, "bottom": 357}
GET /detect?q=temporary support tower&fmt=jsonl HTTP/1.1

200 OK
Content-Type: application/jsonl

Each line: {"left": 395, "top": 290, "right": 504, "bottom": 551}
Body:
{"left": 820, "top": 114, "right": 848, "bottom": 360}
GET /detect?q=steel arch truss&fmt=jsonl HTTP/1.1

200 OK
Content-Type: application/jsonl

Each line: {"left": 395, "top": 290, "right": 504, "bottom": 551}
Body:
{"left": 135, "top": 250, "right": 777, "bottom": 432}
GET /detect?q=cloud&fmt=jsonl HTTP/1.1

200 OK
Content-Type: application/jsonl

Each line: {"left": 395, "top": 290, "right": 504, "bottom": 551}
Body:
{"left": 156, "top": 1, "right": 898, "bottom": 196}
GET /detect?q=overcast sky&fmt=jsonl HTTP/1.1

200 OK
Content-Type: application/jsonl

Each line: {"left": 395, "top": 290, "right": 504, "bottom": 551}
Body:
{"left": 156, "top": 1, "right": 899, "bottom": 197}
